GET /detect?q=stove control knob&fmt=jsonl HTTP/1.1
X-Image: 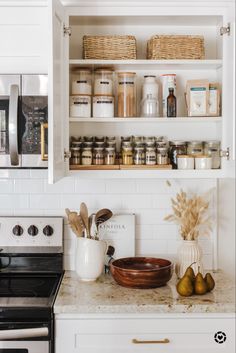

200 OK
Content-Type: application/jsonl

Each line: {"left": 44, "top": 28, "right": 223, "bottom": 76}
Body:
{"left": 43, "top": 225, "right": 54, "bottom": 237}
{"left": 13, "top": 225, "right": 23, "bottom": 236}
{"left": 28, "top": 225, "right": 38, "bottom": 236}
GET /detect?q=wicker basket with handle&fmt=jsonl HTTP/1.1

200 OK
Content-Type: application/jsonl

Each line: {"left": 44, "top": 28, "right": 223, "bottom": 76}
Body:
{"left": 147, "top": 35, "right": 205, "bottom": 60}
{"left": 83, "top": 35, "right": 137, "bottom": 60}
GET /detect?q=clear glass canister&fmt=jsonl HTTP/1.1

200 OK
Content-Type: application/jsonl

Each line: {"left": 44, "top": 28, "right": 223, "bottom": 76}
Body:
{"left": 122, "top": 146, "right": 133, "bottom": 165}
{"left": 169, "top": 141, "right": 187, "bottom": 169}
{"left": 142, "top": 75, "right": 159, "bottom": 99}
{"left": 146, "top": 146, "right": 157, "bottom": 165}
{"left": 204, "top": 140, "right": 221, "bottom": 169}
{"left": 70, "top": 95, "right": 91, "bottom": 118}
{"left": 187, "top": 141, "right": 204, "bottom": 156}
{"left": 71, "top": 69, "right": 92, "bottom": 95}
{"left": 105, "top": 147, "right": 116, "bottom": 165}
{"left": 94, "top": 69, "right": 114, "bottom": 95}
{"left": 140, "top": 94, "right": 160, "bottom": 117}
{"left": 81, "top": 147, "right": 93, "bottom": 165}
{"left": 134, "top": 147, "right": 145, "bottom": 165}
{"left": 117, "top": 72, "right": 136, "bottom": 117}
{"left": 157, "top": 147, "right": 169, "bottom": 165}
{"left": 93, "top": 147, "right": 104, "bottom": 165}
{"left": 70, "top": 147, "right": 81, "bottom": 165}
{"left": 93, "top": 96, "right": 114, "bottom": 118}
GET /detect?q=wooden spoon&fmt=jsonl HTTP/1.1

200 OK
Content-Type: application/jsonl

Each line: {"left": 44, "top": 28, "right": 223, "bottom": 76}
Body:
{"left": 65, "top": 208, "right": 85, "bottom": 237}
{"left": 80, "top": 202, "right": 90, "bottom": 238}
{"left": 95, "top": 209, "right": 113, "bottom": 228}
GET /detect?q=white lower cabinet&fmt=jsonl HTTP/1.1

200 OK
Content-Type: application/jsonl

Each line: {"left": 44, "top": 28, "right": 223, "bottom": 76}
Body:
{"left": 55, "top": 315, "right": 235, "bottom": 353}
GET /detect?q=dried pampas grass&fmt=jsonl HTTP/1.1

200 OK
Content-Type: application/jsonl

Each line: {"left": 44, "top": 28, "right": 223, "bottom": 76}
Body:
{"left": 164, "top": 189, "right": 212, "bottom": 240}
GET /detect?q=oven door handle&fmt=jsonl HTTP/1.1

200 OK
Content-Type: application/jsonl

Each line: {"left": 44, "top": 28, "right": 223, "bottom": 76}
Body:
{"left": 9, "top": 84, "right": 19, "bottom": 166}
{"left": 0, "top": 327, "right": 49, "bottom": 340}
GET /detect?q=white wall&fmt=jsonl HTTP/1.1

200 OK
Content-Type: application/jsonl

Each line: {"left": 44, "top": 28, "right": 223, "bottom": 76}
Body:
{"left": 0, "top": 170, "right": 217, "bottom": 271}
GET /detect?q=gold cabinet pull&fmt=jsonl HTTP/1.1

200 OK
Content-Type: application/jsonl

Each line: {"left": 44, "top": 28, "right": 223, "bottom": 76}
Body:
{"left": 132, "top": 338, "right": 170, "bottom": 344}
{"left": 41, "top": 123, "right": 48, "bottom": 161}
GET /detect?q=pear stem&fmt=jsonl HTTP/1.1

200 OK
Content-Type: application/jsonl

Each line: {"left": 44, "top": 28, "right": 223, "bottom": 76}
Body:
{"left": 190, "top": 262, "right": 196, "bottom": 268}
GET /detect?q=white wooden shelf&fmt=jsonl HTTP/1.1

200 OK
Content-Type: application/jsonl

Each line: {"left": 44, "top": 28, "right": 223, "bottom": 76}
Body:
{"left": 69, "top": 169, "right": 226, "bottom": 179}
{"left": 69, "top": 59, "right": 222, "bottom": 70}
{"left": 69, "top": 117, "right": 222, "bottom": 123}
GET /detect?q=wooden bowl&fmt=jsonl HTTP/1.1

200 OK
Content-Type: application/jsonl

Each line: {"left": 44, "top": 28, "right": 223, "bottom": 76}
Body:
{"left": 110, "top": 257, "right": 174, "bottom": 289}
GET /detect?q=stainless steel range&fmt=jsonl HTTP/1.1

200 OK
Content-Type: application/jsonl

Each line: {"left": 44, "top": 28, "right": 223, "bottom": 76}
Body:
{"left": 0, "top": 216, "right": 64, "bottom": 353}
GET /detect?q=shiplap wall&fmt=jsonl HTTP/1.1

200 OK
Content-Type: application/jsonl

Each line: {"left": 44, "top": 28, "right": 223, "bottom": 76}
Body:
{"left": 0, "top": 170, "right": 217, "bottom": 270}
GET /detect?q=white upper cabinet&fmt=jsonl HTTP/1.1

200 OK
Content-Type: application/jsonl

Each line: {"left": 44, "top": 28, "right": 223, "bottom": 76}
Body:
{"left": 0, "top": 4, "right": 48, "bottom": 74}
{"left": 49, "top": 0, "right": 235, "bottom": 182}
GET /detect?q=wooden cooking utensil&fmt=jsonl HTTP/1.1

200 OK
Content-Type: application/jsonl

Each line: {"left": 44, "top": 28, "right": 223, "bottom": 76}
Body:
{"left": 65, "top": 208, "right": 85, "bottom": 237}
{"left": 80, "top": 202, "right": 90, "bottom": 238}
{"left": 95, "top": 208, "right": 113, "bottom": 228}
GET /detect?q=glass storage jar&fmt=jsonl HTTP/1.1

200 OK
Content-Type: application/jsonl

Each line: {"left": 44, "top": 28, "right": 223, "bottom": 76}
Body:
{"left": 93, "top": 95, "right": 114, "bottom": 118}
{"left": 93, "top": 147, "right": 104, "bottom": 165}
{"left": 71, "top": 69, "right": 92, "bottom": 95}
{"left": 117, "top": 72, "right": 136, "bottom": 117}
{"left": 142, "top": 75, "right": 159, "bottom": 99}
{"left": 70, "top": 147, "right": 81, "bottom": 165}
{"left": 70, "top": 95, "right": 91, "bottom": 118}
{"left": 122, "top": 146, "right": 133, "bottom": 165}
{"left": 81, "top": 147, "right": 93, "bottom": 166}
{"left": 157, "top": 147, "right": 169, "bottom": 165}
{"left": 140, "top": 94, "right": 160, "bottom": 117}
{"left": 146, "top": 146, "right": 156, "bottom": 165}
{"left": 169, "top": 141, "right": 187, "bottom": 169}
{"left": 134, "top": 147, "right": 145, "bottom": 165}
{"left": 204, "top": 140, "right": 221, "bottom": 169}
{"left": 187, "top": 141, "right": 204, "bottom": 156}
{"left": 105, "top": 147, "right": 116, "bottom": 165}
{"left": 94, "top": 69, "right": 114, "bottom": 95}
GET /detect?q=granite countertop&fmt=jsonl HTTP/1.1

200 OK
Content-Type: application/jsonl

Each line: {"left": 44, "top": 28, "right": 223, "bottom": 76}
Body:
{"left": 54, "top": 270, "right": 235, "bottom": 314}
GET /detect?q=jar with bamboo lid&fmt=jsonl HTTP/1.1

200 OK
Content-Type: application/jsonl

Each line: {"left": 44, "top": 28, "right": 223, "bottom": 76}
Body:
{"left": 117, "top": 72, "right": 136, "bottom": 117}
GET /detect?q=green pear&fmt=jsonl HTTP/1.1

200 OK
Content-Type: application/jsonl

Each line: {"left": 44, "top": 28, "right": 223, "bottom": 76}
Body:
{"left": 184, "top": 266, "right": 195, "bottom": 282}
{"left": 204, "top": 273, "right": 215, "bottom": 292}
{"left": 194, "top": 272, "right": 208, "bottom": 295}
{"left": 176, "top": 275, "right": 194, "bottom": 297}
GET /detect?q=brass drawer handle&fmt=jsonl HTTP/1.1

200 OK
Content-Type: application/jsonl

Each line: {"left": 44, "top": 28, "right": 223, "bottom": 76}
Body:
{"left": 41, "top": 123, "right": 48, "bottom": 161}
{"left": 132, "top": 338, "right": 170, "bottom": 344}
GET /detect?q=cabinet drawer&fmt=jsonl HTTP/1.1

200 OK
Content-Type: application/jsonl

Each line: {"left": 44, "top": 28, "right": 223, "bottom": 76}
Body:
{"left": 55, "top": 317, "right": 235, "bottom": 353}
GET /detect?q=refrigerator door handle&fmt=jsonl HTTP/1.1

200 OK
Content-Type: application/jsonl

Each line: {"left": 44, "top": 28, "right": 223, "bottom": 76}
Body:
{"left": 9, "top": 84, "right": 19, "bottom": 166}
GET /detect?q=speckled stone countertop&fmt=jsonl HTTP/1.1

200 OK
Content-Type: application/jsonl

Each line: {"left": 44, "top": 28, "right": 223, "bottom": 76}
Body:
{"left": 54, "top": 271, "right": 235, "bottom": 314}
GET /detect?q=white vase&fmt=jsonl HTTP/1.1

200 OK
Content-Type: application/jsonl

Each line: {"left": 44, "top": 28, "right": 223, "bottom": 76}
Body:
{"left": 176, "top": 240, "right": 203, "bottom": 278}
{"left": 75, "top": 237, "right": 107, "bottom": 281}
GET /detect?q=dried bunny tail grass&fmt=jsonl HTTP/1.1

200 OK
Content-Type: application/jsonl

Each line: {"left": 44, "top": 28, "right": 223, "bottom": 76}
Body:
{"left": 164, "top": 189, "right": 212, "bottom": 240}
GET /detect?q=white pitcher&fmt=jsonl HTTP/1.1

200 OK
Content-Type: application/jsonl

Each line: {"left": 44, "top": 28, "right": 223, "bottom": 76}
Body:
{"left": 75, "top": 237, "right": 107, "bottom": 281}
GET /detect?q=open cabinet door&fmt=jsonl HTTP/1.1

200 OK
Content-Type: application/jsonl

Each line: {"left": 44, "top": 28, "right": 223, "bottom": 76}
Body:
{"left": 48, "top": 0, "right": 68, "bottom": 184}
{"left": 221, "top": 14, "right": 235, "bottom": 178}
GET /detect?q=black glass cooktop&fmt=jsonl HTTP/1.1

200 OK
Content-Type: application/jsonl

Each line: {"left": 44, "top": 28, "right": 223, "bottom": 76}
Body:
{"left": 0, "top": 274, "right": 60, "bottom": 298}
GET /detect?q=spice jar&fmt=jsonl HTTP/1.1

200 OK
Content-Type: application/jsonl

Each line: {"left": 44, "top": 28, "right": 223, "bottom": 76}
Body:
{"left": 81, "top": 147, "right": 93, "bottom": 165}
{"left": 94, "top": 69, "right": 114, "bottom": 95}
{"left": 117, "top": 72, "right": 136, "bottom": 117}
{"left": 70, "top": 147, "right": 81, "bottom": 165}
{"left": 70, "top": 96, "right": 91, "bottom": 118}
{"left": 122, "top": 146, "right": 133, "bottom": 165}
{"left": 204, "top": 140, "right": 221, "bottom": 169}
{"left": 71, "top": 69, "right": 92, "bottom": 95}
{"left": 93, "top": 147, "right": 104, "bottom": 165}
{"left": 84, "top": 136, "right": 94, "bottom": 143}
{"left": 187, "top": 141, "right": 204, "bottom": 156}
{"left": 134, "top": 147, "right": 145, "bottom": 165}
{"left": 71, "top": 140, "right": 82, "bottom": 148}
{"left": 105, "top": 147, "right": 116, "bottom": 165}
{"left": 157, "top": 147, "right": 168, "bottom": 165}
{"left": 169, "top": 141, "right": 187, "bottom": 169}
{"left": 93, "top": 96, "right": 114, "bottom": 118}
{"left": 146, "top": 146, "right": 156, "bottom": 165}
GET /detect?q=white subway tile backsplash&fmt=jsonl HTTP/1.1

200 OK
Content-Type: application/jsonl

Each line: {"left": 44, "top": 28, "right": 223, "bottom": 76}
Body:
{"left": 106, "top": 180, "right": 136, "bottom": 194}
{"left": 0, "top": 176, "right": 217, "bottom": 271}
{"left": 14, "top": 179, "right": 44, "bottom": 194}
{"left": 29, "top": 194, "right": 61, "bottom": 209}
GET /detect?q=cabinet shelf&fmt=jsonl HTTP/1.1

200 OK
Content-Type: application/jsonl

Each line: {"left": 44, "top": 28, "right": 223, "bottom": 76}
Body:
{"left": 69, "top": 59, "right": 222, "bottom": 70}
{"left": 69, "top": 117, "right": 222, "bottom": 123}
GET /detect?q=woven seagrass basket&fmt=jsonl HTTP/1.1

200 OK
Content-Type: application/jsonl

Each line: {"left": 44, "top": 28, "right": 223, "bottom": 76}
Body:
{"left": 83, "top": 35, "right": 137, "bottom": 60}
{"left": 147, "top": 35, "right": 205, "bottom": 60}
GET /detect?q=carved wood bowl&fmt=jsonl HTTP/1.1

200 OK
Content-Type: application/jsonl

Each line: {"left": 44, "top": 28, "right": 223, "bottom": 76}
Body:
{"left": 110, "top": 257, "right": 174, "bottom": 289}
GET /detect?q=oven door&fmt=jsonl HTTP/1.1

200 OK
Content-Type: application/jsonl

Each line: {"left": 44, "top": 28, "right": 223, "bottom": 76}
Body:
{"left": 0, "top": 323, "right": 49, "bottom": 353}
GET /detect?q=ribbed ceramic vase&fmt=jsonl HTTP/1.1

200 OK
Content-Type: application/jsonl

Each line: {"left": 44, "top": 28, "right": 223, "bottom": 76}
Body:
{"left": 176, "top": 240, "right": 203, "bottom": 278}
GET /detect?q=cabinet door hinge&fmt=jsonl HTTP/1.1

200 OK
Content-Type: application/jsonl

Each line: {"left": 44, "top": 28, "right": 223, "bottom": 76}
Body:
{"left": 220, "top": 24, "right": 230, "bottom": 36}
{"left": 63, "top": 25, "right": 72, "bottom": 37}
{"left": 64, "top": 150, "right": 71, "bottom": 160}
{"left": 220, "top": 148, "right": 230, "bottom": 160}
